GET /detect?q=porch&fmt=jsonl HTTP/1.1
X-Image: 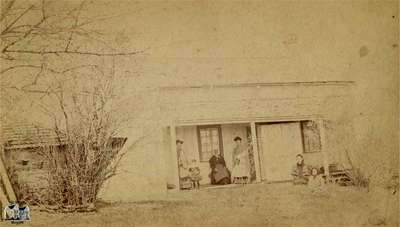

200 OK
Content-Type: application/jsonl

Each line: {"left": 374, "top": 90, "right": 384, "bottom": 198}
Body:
{"left": 164, "top": 117, "right": 330, "bottom": 191}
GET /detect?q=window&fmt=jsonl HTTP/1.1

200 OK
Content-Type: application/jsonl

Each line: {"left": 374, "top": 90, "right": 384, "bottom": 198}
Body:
{"left": 301, "top": 121, "right": 321, "bottom": 153}
{"left": 197, "top": 125, "right": 223, "bottom": 162}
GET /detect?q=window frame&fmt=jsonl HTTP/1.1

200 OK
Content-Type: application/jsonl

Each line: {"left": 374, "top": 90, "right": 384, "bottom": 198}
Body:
{"left": 196, "top": 125, "right": 224, "bottom": 162}
{"left": 300, "top": 120, "right": 322, "bottom": 153}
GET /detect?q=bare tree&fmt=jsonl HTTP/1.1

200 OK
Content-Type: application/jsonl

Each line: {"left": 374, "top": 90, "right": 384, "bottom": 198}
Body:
{"left": 32, "top": 64, "right": 129, "bottom": 211}
{"left": 0, "top": 0, "right": 143, "bottom": 107}
{"left": 1, "top": 0, "right": 142, "bottom": 211}
{"left": 1, "top": 0, "right": 142, "bottom": 66}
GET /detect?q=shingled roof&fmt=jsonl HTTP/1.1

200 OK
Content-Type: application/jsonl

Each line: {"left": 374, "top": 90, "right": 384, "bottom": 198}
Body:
{"left": 0, "top": 122, "right": 67, "bottom": 149}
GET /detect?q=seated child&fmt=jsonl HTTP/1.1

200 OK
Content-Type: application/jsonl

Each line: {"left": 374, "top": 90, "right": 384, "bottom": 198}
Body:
{"left": 308, "top": 167, "right": 326, "bottom": 194}
{"left": 291, "top": 154, "right": 309, "bottom": 185}
{"left": 188, "top": 159, "right": 202, "bottom": 189}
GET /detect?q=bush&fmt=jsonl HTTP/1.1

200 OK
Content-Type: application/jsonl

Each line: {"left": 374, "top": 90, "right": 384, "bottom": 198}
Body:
{"left": 37, "top": 138, "right": 126, "bottom": 212}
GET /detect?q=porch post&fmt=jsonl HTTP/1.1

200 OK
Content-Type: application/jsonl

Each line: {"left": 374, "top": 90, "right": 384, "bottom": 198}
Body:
{"left": 169, "top": 125, "right": 180, "bottom": 190}
{"left": 250, "top": 122, "right": 262, "bottom": 182}
{"left": 318, "top": 119, "right": 330, "bottom": 177}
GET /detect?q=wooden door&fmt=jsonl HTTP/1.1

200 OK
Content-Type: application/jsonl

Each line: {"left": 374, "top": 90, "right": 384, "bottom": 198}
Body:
{"left": 258, "top": 122, "right": 303, "bottom": 182}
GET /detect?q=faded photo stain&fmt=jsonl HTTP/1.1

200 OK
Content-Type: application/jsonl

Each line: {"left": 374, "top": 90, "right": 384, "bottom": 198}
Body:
{"left": 0, "top": 0, "right": 398, "bottom": 227}
{"left": 359, "top": 45, "right": 369, "bottom": 57}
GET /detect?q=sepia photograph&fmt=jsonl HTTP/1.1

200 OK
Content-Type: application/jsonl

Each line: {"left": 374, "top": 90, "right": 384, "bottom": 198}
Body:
{"left": 0, "top": 0, "right": 399, "bottom": 226}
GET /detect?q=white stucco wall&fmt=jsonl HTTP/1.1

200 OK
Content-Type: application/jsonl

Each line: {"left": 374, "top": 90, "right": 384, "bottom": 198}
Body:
{"left": 99, "top": 132, "right": 167, "bottom": 202}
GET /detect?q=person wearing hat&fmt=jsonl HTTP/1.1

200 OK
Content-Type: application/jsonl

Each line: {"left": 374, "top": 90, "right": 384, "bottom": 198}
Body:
{"left": 231, "top": 136, "right": 250, "bottom": 184}
{"left": 176, "top": 140, "right": 191, "bottom": 189}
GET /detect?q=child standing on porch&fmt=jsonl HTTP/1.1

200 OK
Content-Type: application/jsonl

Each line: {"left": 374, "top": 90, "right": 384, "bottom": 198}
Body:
{"left": 189, "top": 159, "right": 202, "bottom": 189}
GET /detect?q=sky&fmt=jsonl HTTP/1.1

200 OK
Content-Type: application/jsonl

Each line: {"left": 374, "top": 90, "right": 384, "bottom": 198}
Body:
{"left": 1, "top": 0, "right": 398, "bottom": 172}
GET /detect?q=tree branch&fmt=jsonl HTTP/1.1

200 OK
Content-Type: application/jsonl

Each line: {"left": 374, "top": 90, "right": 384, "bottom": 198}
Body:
{"left": 0, "top": 64, "right": 42, "bottom": 74}
{"left": 20, "top": 63, "right": 45, "bottom": 89}
{"left": 65, "top": 0, "right": 86, "bottom": 52}
{"left": 8, "top": 86, "right": 50, "bottom": 94}
{"left": 2, "top": 8, "right": 47, "bottom": 52}
{"left": 1, "top": 4, "right": 34, "bottom": 35}
{"left": 3, "top": 49, "right": 147, "bottom": 56}
{"left": 0, "top": 63, "right": 99, "bottom": 75}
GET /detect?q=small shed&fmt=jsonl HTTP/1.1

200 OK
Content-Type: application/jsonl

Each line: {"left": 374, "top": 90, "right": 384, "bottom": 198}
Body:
{"left": 0, "top": 121, "right": 127, "bottom": 202}
{"left": 0, "top": 122, "right": 67, "bottom": 193}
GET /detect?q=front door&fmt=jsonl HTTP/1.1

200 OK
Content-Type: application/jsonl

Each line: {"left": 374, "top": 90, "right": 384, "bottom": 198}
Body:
{"left": 258, "top": 122, "right": 303, "bottom": 182}
{"left": 197, "top": 125, "right": 224, "bottom": 184}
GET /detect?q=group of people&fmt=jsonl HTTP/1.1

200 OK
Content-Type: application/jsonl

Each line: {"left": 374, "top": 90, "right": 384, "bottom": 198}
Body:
{"left": 207, "top": 136, "right": 252, "bottom": 186}
{"left": 292, "top": 154, "right": 326, "bottom": 193}
{"left": 176, "top": 136, "right": 252, "bottom": 189}
{"left": 177, "top": 137, "right": 326, "bottom": 192}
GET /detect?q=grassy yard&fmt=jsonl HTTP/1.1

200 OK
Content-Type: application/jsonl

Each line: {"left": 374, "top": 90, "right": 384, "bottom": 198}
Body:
{"left": 3, "top": 183, "right": 399, "bottom": 227}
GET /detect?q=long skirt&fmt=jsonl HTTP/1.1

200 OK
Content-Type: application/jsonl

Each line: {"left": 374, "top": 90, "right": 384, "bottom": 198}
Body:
{"left": 210, "top": 164, "right": 231, "bottom": 185}
{"left": 232, "top": 163, "right": 250, "bottom": 178}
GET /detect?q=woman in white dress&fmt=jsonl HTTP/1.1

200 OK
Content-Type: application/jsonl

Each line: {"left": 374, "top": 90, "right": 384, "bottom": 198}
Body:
{"left": 231, "top": 137, "right": 250, "bottom": 184}
{"left": 176, "top": 140, "right": 191, "bottom": 189}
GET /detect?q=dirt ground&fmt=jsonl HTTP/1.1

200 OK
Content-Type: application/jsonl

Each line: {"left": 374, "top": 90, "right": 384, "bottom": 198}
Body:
{"left": 2, "top": 183, "right": 399, "bottom": 227}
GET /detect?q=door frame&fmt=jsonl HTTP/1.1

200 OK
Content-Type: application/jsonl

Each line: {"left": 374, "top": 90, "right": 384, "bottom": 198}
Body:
{"left": 260, "top": 121, "right": 304, "bottom": 182}
{"left": 256, "top": 121, "right": 304, "bottom": 182}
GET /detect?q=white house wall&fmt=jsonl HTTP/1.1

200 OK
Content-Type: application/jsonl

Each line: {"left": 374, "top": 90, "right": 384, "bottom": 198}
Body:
{"left": 99, "top": 125, "right": 167, "bottom": 202}
{"left": 161, "top": 83, "right": 354, "bottom": 165}
{"left": 160, "top": 83, "right": 353, "bottom": 124}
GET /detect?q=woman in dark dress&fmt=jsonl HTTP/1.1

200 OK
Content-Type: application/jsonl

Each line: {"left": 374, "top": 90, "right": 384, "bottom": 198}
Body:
{"left": 209, "top": 150, "right": 231, "bottom": 185}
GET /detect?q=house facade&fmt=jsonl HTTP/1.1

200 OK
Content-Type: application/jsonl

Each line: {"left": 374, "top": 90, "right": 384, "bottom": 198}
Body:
{"left": 160, "top": 81, "right": 354, "bottom": 187}
{"left": 99, "top": 80, "right": 355, "bottom": 201}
